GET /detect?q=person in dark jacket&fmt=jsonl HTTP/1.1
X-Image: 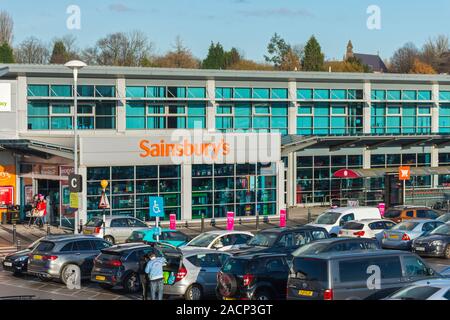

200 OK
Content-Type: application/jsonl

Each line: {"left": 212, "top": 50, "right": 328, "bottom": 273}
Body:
{"left": 138, "top": 253, "right": 150, "bottom": 300}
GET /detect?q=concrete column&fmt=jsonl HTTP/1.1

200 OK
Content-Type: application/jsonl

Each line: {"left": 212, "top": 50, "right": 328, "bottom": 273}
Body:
{"left": 182, "top": 164, "right": 192, "bottom": 221}
{"left": 288, "top": 81, "right": 297, "bottom": 135}
{"left": 431, "top": 145, "right": 439, "bottom": 188}
{"left": 206, "top": 79, "right": 216, "bottom": 132}
{"left": 277, "top": 160, "right": 285, "bottom": 214}
{"left": 17, "top": 76, "right": 28, "bottom": 133}
{"left": 287, "top": 152, "right": 297, "bottom": 207}
{"left": 116, "top": 78, "right": 126, "bottom": 133}
{"left": 363, "top": 148, "right": 371, "bottom": 169}
{"left": 363, "top": 81, "right": 371, "bottom": 134}
{"left": 432, "top": 83, "right": 439, "bottom": 134}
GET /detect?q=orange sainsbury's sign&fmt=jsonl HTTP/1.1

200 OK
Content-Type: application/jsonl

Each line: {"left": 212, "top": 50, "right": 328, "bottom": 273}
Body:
{"left": 139, "top": 139, "right": 231, "bottom": 160}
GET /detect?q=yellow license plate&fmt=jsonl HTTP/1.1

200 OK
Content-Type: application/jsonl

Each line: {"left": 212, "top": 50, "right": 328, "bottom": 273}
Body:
{"left": 83, "top": 230, "right": 92, "bottom": 235}
{"left": 95, "top": 275, "right": 106, "bottom": 281}
{"left": 389, "top": 235, "right": 399, "bottom": 239}
{"left": 224, "top": 297, "right": 237, "bottom": 300}
{"left": 299, "top": 290, "right": 314, "bottom": 297}
{"left": 33, "top": 255, "right": 43, "bottom": 260}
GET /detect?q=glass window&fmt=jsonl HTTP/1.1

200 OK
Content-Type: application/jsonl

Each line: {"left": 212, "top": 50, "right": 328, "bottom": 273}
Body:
{"left": 298, "top": 106, "right": 312, "bottom": 114}
{"left": 51, "top": 117, "right": 72, "bottom": 130}
{"left": 167, "top": 87, "right": 186, "bottom": 98}
{"left": 403, "top": 90, "right": 417, "bottom": 101}
{"left": 216, "top": 87, "right": 232, "bottom": 99}
{"left": 271, "top": 88, "right": 288, "bottom": 99}
{"left": 126, "top": 86, "right": 145, "bottom": 98}
{"left": 339, "top": 257, "right": 402, "bottom": 282}
{"left": 234, "top": 88, "right": 251, "bottom": 99}
{"left": 314, "top": 89, "right": 330, "bottom": 100}
{"left": 28, "top": 85, "right": 49, "bottom": 97}
{"left": 147, "top": 86, "right": 165, "bottom": 98}
{"left": 331, "top": 89, "right": 346, "bottom": 100}
{"left": 51, "top": 85, "right": 72, "bottom": 97}
{"left": 440, "top": 91, "right": 450, "bottom": 101}
{"left": 418, "top": 90, "right": 432, "bottom": 101}
{"left": 297, "top": 89, "right": 313, "bottom": 100}
{"left": 387, "top": 90, "right": 401, "bottom": 100}
{"left": 187, "top": 87, "right": 206, "bottom": 98}
{"left": 96, "top": 86, "right": 115, "bottom": 97}
{"left": 372, "top": 90, "right": 386, "bottom": 100}
{"left": 253, "top": 88, "right": 270, "bottom": 99}
{"left": 28, "top": 102, "right": 49, "bottom": 116}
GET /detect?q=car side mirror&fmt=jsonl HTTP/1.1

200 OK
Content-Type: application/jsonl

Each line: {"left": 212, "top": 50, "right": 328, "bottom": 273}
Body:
{"left": 427, "top": 267, "right": 436, "bottom": 276}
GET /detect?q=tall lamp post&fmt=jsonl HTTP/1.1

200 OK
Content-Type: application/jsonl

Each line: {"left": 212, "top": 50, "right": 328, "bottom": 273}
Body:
{"left": 65, "top": 60, "right": 87, "bottom": 234}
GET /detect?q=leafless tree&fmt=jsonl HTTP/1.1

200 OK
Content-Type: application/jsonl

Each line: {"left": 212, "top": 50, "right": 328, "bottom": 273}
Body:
{"left": 0, "top": 10, "right": 13, "bottom": 45}
{"left": 89, "top": 31, "right": 153, "bottom": 66}
{"left": 389, "top": 42, "right": 420, "bottom": 73}
{"left": 14, "top": 37, "right": 50, "bottom": 64}
{"left": 153, "top": 36, "right": 199, "bottom": 69}
{"left": 421, "top": 35, "right": 449, "bottom": 71}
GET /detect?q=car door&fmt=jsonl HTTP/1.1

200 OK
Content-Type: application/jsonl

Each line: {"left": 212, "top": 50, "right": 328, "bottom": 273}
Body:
{"left": 338, "top": 214, "right": 355, "bottom": 231}
{"left": 110, "top": 218, "right": 129, "bottom": 243}
{"left": 73, "top": 240, "right": 96, "bottom": 277}
{"left": 368, "top": 221, "right": 385, "bottom": 239}
{"left": 127, "top": 218, "right": 148, "bottom": 234}
{"left": 262, "top": 257, "right": 290, "bottom": 299}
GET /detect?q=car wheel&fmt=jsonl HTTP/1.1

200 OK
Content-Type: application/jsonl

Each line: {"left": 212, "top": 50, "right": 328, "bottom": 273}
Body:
{"left": 444, "top": 244, "right": 450, "bottom": 259}
{"left": 185, "top": 284, "right": 203, "bottom": 301}
{"left": 104, "top": 236, "right": 115, "bottom": 245}
{"left": 61, "top": 264, "right": 80, "bottom": 285}
{"left": 253, "top": 288, "right": 272, "bottom": 301}
{"left": 123, "top": 272, "right": 140, "bottom": 293}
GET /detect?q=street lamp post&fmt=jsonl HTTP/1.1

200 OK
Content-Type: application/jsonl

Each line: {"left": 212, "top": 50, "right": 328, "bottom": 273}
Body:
{"left": 65, "top": 60, "right": 87, "bottom": 234}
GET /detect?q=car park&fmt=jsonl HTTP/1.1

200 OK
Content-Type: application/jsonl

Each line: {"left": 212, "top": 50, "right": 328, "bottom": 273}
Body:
{"left": 235, "top": 226, "right": 329, "bottom": 257}
{"left": 308, "top": 207, "right": 381, "bottom": 237}
{"left": 27, "top": 235, "right": 112, "bottom": 284}
{"left": 183, "top": 231, "right": 254, "bottom": 251}
{"left": 385, "top": 278, "right": 450, "bottom": 300}
{"left": 217, "top": 253, "right": 290, "bottom": 300}
{"left": 91, "top": 243, "right": 163, "bottom": 293}
{"left": 339, "top": 219, "right": 396, "bottom": 244}
{"left": 287, "top": 250, "right": 440, "bottom": 300}
{"left": 382, "top": 219, "right": 445, "bottom": 250}
{"left": 1, "top": 238, "right": 43, "bottom": 276}
{"left": 126, "top": 228, "right": 191, "bottom": 247}
{"left": 384, "top": 206, "right": 441, "bottom": 224}
{"left": 292, "top": 237, "right": 380, "bottom": 257}
{"left": 163, "top": 247, "right": 232, "bottom": 300}
{"left": 412, "top": 223, "right": 450, "bottom": 259}
{"left": 83, "top": 216, "right": 150, "bottom": 244}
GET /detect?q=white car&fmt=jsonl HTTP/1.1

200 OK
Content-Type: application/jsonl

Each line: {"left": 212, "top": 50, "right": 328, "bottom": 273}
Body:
{"left": 339, "top": 219, "right": 396, "bottom": 243}
{"left": 386, "top": 278, "right": 450, "bottom": 300}
{"left": 308, "top": 207, "right": 382, "bottom": 237}
{"left": 182, "top": 230, "right": 254, "bottom": 251}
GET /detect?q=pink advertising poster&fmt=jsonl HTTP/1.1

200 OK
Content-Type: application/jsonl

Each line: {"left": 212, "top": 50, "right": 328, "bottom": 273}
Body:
{"left": 378, "top": 203, "right": 386, "bottom": 217}
{"left": 170, "top": 214, "right": 176, "bottom": 230}
{"left": 280, "top": 209, "right": 287, "bottom": 227}
{"left": 227, "top": 212, "right": 235, "bottom": 231}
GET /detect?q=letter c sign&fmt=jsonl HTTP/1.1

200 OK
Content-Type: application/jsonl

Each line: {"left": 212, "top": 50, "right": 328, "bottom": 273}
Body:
{"left": 69, "top": 174, "right": 83, "bottom": 193}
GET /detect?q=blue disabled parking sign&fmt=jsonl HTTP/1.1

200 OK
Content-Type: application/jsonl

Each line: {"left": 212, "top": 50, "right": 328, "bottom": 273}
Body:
{"left": 149, "top": 196, "right": 165, "bottom": 218}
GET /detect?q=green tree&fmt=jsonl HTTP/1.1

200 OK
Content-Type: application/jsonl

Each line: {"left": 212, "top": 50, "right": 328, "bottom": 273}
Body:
{"left": 50, "top": 41, "right": 68, "bottom": 64}
{"left": 302, "top": 35, "right": 325, "bottom": 71}
{"left": 0, "top": 42, "right": 14, "bottom": 63}
{"left": 264, "top": 33, "right": 290, "bottom": 68}
{"left": 202, "top": 42, "right": 241, "bottom": 69}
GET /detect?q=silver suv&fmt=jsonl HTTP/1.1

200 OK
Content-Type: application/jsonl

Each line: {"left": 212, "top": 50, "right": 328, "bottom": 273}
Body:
{"left": 27, "top": 235, "right": 112, "bottom": 284}
{"left": 83, "top": 216, "right": 150, "bottom": 244}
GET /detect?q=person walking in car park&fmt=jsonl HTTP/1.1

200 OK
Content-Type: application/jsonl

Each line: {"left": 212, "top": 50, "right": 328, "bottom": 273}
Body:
{"left": 145, "top": 253, "right": 167, "bottom": 300}
{"left": 37, "top": 195, "right": 47, "bottom": 226}
{"left": 138, "top": 253, "right": 150, "bottom": 300}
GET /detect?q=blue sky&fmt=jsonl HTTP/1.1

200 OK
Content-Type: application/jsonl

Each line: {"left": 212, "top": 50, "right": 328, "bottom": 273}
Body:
{"left": 1, "top": 0, "right": 450, "bottom": 62}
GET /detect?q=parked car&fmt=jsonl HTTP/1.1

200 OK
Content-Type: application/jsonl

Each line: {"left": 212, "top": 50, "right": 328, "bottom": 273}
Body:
{"left": 437, "top": 213, "right": 450, "bottom": 223}
{"left": 91, "top": 243, "right": 163, "bottom": 293}
{"left": 217, "top": 253, "right": 290, "bottom": 300}
{"left": 126, "top": 228, "right": 191, "bottom": 247}
{"left": 2, "top": 237, "right": 43, "bottom": 276}
{"left": 384, "top": 206, "right": 441, "bottom": 224}
{"left": 385, "top": 278, "right": 450, "bottom": 300}
{"left": 287, "top": 250, "right": 440, "bottom": 300}
{"left": 83, "top": 216, "right": 150, "bottom": 244}
{"left": 382, "top": 219, "right": 445, "bottom": 250}
{"left": 235, "top": 226, "right": 329, "bottom": 257}
{"left": 182, "top": 231, "right": 254, "bottom": 251}
{"left": 339, "top": 219, "right": 396, "bottom": 244}
{"left": 27, "top": 235, "right": 112, "bottom": 284}
{"left": 292, "top": 237, "right": 380, "bottom": 257}
{"left": 308, "top": 207, "right": 381, "bottom": 237}
{"left": 412, "top": 223, "right": 450, "bottom": 259}
{"left": 163, "top": 247, "right": 232, "bottom": 300}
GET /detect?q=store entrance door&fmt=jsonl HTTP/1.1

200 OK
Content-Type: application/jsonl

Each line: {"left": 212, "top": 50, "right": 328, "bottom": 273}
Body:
{"left": 37, "top": 179, "right": 60, "bottom": 226}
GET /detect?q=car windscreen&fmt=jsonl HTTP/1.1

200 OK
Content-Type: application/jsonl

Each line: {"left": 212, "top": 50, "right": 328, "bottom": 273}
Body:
{"left": 389, "top": 286, "right": 441, "bottom": 300}
{"left": 342, "top": 222, "right": 364, "bottom": 230}
{"left": 430, "top": 223, "right": 450, "bottom": 236}
{"left": 34, "top": 241, "right": 55, "bottom": 253}
{"left": 391, "top": 221, "right": 419, "bottom": 231}
{"left": 291, "top": 258, "right": 328, "bottom": 286}
{"left": 129, "top": 230, "right": 146, "bottom": 241}
{"left": 163, "top": 231, "right": 188, "bottom": 241}
{"left": 315, "top": 212, "right": 341, "bottom": 225}
{"left": 292, "top": 242, "right": 329, "bottom": 256}
{"left": 384, "top": 210, "right": 401, "bottom": 218}
{"left": 186, "top": 233, "right": 218, "bottom": 247}
{"left": 437, "top": 214, "right": 450, "bottom": 223}
{"left": 86, "top": 218, "right": 103, "bottom": 227}
{"left": 247, "top": 232, "right": 278, "bottom": 247}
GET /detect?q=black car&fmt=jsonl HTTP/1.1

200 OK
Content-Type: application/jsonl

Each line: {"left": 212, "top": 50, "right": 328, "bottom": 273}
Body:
{"left": 91, "top": 243, "right": 165, "bottom": 293}
{"left": 291, "top": 237, "right": 381, "bottom": 256}
{"left": 1, "top": 238, "right": 42, "bottom": 276}
{"left": 412, "top": 223, "right": 450, "bottom": 259}
{"left": 217, "top": 253, "right": 290, "bottom": 300}
{"left": 234, "top": 226, "right": 329, "bottom": 257}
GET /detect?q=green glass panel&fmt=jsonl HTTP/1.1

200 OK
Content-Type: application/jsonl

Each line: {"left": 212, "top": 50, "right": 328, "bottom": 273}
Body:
{"left": 28, "top": 85, "right": 49, "bottom": 97}
{"left": 126, "top": 86, "right": 145, "bottom": 98}
{"left": 51, "top": 85, "right": 72, "bottom": 97}
{"left": 297, "top": 89, "right": 313, "bottom": 100}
